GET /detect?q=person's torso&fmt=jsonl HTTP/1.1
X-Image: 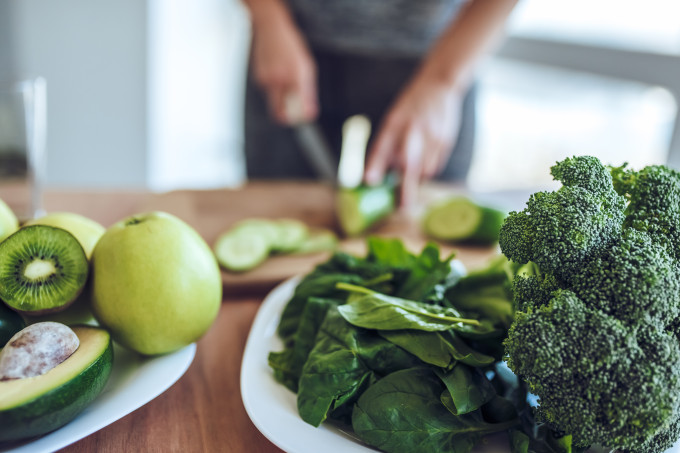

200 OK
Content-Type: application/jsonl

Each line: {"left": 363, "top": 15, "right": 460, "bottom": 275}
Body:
{"left": 287, "top": 0, "right": 468, "bottom": 57}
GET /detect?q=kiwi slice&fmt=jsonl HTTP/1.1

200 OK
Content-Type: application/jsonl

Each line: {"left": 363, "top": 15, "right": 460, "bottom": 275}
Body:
{"left": 0, "top": 225, "right": 89, "bottom": 314}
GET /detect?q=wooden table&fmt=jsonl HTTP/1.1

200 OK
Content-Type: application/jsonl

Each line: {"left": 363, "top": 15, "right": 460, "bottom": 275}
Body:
{"left": 2, "top": 182, "right": 502, "bottom": 452}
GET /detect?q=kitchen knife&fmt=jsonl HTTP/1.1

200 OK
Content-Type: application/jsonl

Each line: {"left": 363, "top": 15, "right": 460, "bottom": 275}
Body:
{"left": 285, "top": 94, "right": 337, "bottom": 183}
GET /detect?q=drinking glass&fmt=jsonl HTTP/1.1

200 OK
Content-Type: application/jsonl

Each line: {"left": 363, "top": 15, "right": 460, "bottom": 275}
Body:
{"left": 0, "top": 77, "right": 47, "bottom": 222}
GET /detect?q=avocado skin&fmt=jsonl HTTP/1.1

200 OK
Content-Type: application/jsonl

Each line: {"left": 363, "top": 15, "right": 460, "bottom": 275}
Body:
{"left": 0, "top": 303, "right": 25, "bottom": 347}
{"left": 0, "top": 334, "right": 113, "bottom": 443}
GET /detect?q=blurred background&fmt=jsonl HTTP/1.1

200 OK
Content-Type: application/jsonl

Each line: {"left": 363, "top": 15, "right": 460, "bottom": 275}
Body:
{"left": 1, "top": 0, "right": 678, "bottom": 193}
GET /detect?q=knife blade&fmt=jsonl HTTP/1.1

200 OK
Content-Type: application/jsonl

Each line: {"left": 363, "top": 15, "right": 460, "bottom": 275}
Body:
{"left": 285, "top": 93, "right": 337, "bottom": 183}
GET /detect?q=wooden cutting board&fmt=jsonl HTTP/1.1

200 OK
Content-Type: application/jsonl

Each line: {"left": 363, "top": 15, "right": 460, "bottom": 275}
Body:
{"left": 172, "top": 181, "right": 501, "bottom": 294}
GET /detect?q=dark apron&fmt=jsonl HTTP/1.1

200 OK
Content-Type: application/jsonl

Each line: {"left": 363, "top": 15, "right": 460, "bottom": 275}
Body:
{"left": 244, "top": 48, "right": 476, "bottom": 182}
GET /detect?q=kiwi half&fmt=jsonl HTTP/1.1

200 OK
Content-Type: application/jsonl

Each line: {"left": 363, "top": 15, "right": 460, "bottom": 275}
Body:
{"left": 0, "top": 225, "right": 89, "bottom": 314}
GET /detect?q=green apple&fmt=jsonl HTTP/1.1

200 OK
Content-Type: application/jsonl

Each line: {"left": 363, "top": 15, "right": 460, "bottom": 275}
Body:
{"left": 24, "top": 212, "right": 105, "bottom": 260}
{"left": 0, "top": 198, "right": 19, "bottom": 243}
{"left": 90, "top": 211, "right": 222, "bottom": 355}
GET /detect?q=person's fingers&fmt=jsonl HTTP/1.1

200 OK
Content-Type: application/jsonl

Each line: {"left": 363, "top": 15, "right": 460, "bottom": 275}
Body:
{"left": 365, "top": 118, "right": 400, "bottom": 185}
{"left": 297, "top": 66, "right": 319, "bottom": 121}
{"left": 268, "top": 87, "right": 290, "bottom": 124}
{"left": 399, "top": 128, "right": 424, "bottom": 208}
{"left": 421, "top": 139, "right": 449, "bottom": 179}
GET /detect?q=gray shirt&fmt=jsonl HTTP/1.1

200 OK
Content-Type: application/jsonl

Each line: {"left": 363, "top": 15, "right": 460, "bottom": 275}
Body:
{"left": 287, "top": 0, "right": 468, "bottom": 57}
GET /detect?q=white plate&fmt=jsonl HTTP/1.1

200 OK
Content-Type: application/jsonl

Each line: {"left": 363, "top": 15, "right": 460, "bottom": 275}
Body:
{"left": 1, "top": 341, "right": 196, "bottom": 453}
{"left": 241, "top": 277, "right": 680, "bottom": 453}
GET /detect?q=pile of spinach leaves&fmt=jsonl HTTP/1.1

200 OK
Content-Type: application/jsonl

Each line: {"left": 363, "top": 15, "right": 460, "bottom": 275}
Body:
{"left": 268, "top": 238, "right": 578, "bottom": 453}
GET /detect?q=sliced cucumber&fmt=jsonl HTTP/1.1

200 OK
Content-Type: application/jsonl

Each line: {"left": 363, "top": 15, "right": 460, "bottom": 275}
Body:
{"left": 214, "top": 230, "right": 270, "bottom": 272}
{"left": 230, "top": 218, "right": 280, "bottom": 249}
{"left": 336, "top": 184, "right": 395, "bottom": 237}
{"left": 0, "top": 325, "right": 113, "bottom": 442}
{"left": 292, "top": 228, "right": 338, "bottom": 255}
{"left": 423, "top": 197, "right": 506, "bottom": 245}
{"left": 271, "top": 219, "right": 309, "bottom": 253}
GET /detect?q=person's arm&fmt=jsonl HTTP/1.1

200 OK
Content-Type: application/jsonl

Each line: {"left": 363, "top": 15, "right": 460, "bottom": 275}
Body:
{"left": 364, "top": 0, "right": 519, "bottom": 208}
{"left": 242, "top": 0, "right": 318, "bottom": 124}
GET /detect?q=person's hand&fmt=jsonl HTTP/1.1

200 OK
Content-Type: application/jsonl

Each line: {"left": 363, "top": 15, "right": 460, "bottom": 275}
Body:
{"left": 364, "top": 74, "right": 464, "bottom": 208}
{"left": 249, "top": 4, "right": 318, "bottom": 124}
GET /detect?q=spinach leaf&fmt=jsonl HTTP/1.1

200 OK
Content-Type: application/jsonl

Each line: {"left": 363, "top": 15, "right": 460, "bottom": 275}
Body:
{"left": 352, "top": 367, "right": 517, "bottom": 453}
{"left": 510, "top": 428, "right": 580, "bottom": 453}
{"left": 378, "top": 329, "right": 495, "bottom": 369}
{"left": 337, "top": 286, "right": 480, "bottom": 332}
{"left": 278, "top": 273, "right": 363, "bottom": 345}
{"left": 436, "top": 365, "right": 496, "bottom": 415}
{"left": 367, "top": 237, "right": 458, "bottom": 302}
{"left": 296, "top": 308, "right": 420, "bottom": 427}
{"left": 269, "top": 297, "right": 338, "bottom": 392}
{"left": 267, "top": 347, "right": 297, "bottom": 392}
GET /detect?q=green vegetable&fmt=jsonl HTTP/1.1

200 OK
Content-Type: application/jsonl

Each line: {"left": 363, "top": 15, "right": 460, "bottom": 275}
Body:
{"left": 270, "top": 218, "right": 309, "bottom": 252}
{"left": 423, "top": 196, "right": 507, "bottom": 244}
{"left": 500, "top": 155, "right": 680, "bottom": 452}
{"left": 0, "top": 302, "right": 25, "bottom": 347}
{"left": 213, "top": 228, "right": 270, "bottom": 272}
{"left": 296, "top": 307, "right": 420, "bottom": 426}
{"left": 336, "top": 183, "right": 395, "bottom": 237}
{"left": 336, "top": 283, "right": 481, "bottom": 331}
{"left": 214, "top": 218, "right": 333, "bottom": 272}
{"left": 291, "top": 228, "right": 338, "bottom": 255}
{"left": 435, "top": 365, "right": 496, "bottom": 415}
{"left": 352, "top": 367, "right": 517, "bottom": 453}
{"left": 445, "top": 254, "right": 523, "bottom": 328}
{"left": 269, "top": 297, "right": 337, "bottom": 392}
{"left": 0, "top": 325, "right": 113, "bottom": 442}
{"left": 378, "top": 330, "right": 494, "bottom": 369}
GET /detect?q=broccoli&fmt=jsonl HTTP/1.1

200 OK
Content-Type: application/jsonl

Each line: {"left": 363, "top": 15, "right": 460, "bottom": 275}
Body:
{"left": 499, "top": 156, "right": 626, "bottom": 282}
{"left": 612, "top": 163, "right": 680, "bottom": 261}
{"left": 570, "top": 229, "right": 680, "bottom": 327}
{"left": 511, "top": 271, "right": 561, "bottom": 313}
{"left": 506, "top": 291, "right": 680, "bottom": 450}
{"left": 500, "top": 156, "right": 680, "bottom": 452}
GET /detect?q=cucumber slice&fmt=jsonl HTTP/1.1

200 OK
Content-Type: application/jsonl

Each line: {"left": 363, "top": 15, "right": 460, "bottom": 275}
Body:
{"left": 423, "top": 197, "right": 506, "bottom": 244}
{"left": 0, "top": 325, "right": 113, "bottom": 443}
{"left": 336, "top": 184, "right": 395, "bottom": 237}
{"left": 214, "top": 230, "right": 270, "bottom": 272}
{"left": 271, "top": 219, "right": 309, "bottom": 253}
{"left": 230, "top": 218, "right": 280, "bottom": 249}
{"left": 292, "top": 228, "right": 338, "bottom": 255}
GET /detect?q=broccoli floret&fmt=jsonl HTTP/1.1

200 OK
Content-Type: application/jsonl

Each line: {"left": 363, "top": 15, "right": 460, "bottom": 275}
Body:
{"left": 612, "top": 164, "right": 680, "bottom": 213}
{"left": 499, "top": 156, "right": 626, "bottom": 281}
{"left": 630, "top": 414, "right": 680, "bottom": 453}
{"left": 505, "top": 291, "right": 680, "bottom": 450}
{"left": 511, "top": 272, "right": 561, "bottom": 312}
{"left": 552, "top": 155, "right": 617, "bottom": 194}
{"left": 570, "top": 229, "right": 680, "bottom": 327}
{"left": 612, "top": 164, "right": 680, "bottom": 260}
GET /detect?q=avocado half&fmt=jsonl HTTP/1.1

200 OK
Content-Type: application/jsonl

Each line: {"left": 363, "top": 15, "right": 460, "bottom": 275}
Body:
{"left": 0, "top": 325, "right": 113, "bottom": 443}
